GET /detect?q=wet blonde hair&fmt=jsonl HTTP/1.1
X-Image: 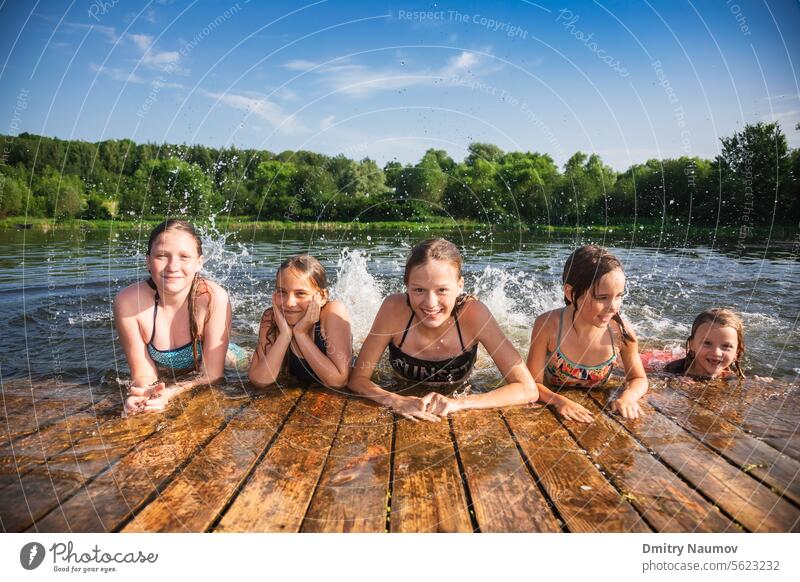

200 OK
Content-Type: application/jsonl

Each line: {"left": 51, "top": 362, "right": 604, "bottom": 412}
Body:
{"left": 685, "top": 308, "right": 746, "bottom": 378}
{"left": 263, "top": 255, "right": 329, "bottom": 346}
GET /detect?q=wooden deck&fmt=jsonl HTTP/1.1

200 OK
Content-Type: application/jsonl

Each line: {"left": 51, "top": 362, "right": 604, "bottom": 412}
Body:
{"left": 1, "top": 377, "right": 799, "bottom": 533}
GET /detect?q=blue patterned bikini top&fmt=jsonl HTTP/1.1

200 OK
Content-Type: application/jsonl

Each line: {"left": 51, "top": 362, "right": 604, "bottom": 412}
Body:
{"left": 146, "top": 279, "right": 202, "bottom": 371}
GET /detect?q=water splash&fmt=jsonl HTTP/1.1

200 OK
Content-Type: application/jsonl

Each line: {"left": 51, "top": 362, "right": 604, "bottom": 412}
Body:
{"left": 330, "top": 248, "right": 385, "bottom": 346}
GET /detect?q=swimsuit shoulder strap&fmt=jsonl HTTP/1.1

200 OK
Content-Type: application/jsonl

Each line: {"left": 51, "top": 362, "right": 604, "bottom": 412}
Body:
{"left": 398, "top": 294, "right": 415, "bottom": 348}
{"left": 148, "top": 279, "right": 159, "bottom": 345}
{"left": 608, "top": 319, "right": 617, "bottom": 357}
{"left": 554, "top": 307, "right": 566, "bottom": 352}
{"left": 453, "top": 309, "right": 466, "bottom": 351}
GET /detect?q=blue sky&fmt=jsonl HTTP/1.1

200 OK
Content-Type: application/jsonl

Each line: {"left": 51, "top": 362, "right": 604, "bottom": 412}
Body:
{"left": 1, "top": 0, "right": 798, "bottom": 170}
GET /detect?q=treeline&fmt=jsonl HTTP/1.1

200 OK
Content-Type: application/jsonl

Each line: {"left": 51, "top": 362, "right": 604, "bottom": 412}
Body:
{"left": 1, "top": 122, "right": 798, "bottom": 225}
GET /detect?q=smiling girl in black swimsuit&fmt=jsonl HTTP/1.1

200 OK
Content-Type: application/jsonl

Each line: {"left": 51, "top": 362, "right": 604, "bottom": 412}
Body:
{"left": 349, "top": 238, "right": 538, "bottom": 422}
{"left": 249, "top": 255, "right": 352, "bottom": 389}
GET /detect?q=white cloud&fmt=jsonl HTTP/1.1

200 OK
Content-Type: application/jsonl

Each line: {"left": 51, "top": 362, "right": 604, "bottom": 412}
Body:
{"left": 201, "top": 90, "right": 306, "bottom": 134}
{"left": 286, "top": 50, "right": 500, "bottom": 98}
{"left": 128, "top": 32, "right": 187, "bottom": 74}
{"left": 64, "top": 22, "right": 119, "bottom": 43}
{"left": 90, "top": 63, "right": 145, "bottom": 84}
{"left": 282, "top": 59, "right": 318, "bottom": 71}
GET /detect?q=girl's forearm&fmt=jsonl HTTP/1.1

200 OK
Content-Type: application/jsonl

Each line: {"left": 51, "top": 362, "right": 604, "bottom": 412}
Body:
{"left": 348, "top": 376, "right": 398, "bottom": 407}
{"left": 249, "top": 333, "right": 292, "bottom": 386}
{"left": 294, "top": 332, "right": 348, "bottom": 388}
{"left": 460, "top": 380, "right": 538, "bottom": 411}
{"left": 622, "top": 376, "right": 648, "bottom": 399}
{"left": 535, "top": 383, "right": 570, "bottom": 405}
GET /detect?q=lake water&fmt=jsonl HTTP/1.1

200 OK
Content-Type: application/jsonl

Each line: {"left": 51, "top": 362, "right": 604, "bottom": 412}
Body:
{"left": 1, "top": 226, "right": 798, "bottom": 395}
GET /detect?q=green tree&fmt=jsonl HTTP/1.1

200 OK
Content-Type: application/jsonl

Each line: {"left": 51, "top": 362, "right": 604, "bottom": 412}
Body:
{"left": 252, "top": 160, "right": 298, "bottom": 219}
{"left": 0, "top": 174, "right": 31, "bottom": 217}
{"left": 32, "top": 169, "right": 84, "bottom": 220}
{"left": 717, "top": 122, "right": 792, "bottom": 223}
{"left": 122, "top": 158, "right": 218, "bottom": 218}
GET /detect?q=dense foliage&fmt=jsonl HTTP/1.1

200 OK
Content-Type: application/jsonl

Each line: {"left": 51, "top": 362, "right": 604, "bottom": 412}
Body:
{"left": 1, "top": 123, "right": 797, "bottom": 226}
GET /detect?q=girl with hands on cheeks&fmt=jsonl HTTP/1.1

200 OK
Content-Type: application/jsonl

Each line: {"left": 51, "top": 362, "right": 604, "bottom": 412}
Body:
{"left": 248, "top": 255, "right": 352, "bottom": 389}
{"left": 114, "top": 220, "right": 232, "bottom": 416}
{"left": 527, "top": 245, "right": 648, "bottom": 422}
{"left": 349, "top": 238, "right": 538, "bottom": 422}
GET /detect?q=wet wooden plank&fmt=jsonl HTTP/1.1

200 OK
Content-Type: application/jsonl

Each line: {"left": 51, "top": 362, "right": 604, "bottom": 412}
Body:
{"left": 672, "top": 379, "right": 800, "bottom": 460}
{"left": 0, "top": 389, "right": 101, "bottom": 441}
{"left": 301, "top": 397, "right": 393, "bottom": 533}
{"left": 123, "top": 387, "right": 304, "bottom": 532}
{"left": 452, "top": 409, "right": 560, "bottom": 532}
{"left": 0, "top": 396, "right": 119, "bottom": 485}
{"left": 562, "top": 390, "right": 735, "bottom": 532}
{"left": 504, "top": 404, "right": 651, "bottom": 533}
{"left": 588, "top": 391, "right": 800, "bottom": 532}
{"left": 0, "top": 404, "right": 166, "bottom": 532}
{"left": 214, "top": 389, "right": 346, "bottom": 532}
{"left": 23, "top": 388, "right": 242, "bottom": 532}
{"left": 647, "top": 388, "right": 800, "bottom": 506}
{"left": 390, "top": 416, "right": 472, "bottom": 532}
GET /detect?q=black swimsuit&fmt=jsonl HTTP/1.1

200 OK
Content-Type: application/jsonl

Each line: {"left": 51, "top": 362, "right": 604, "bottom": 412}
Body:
{"left": 388, "top": 296, "right": 478, "bottom": 384}
{"left": 286, "top": 321, "right": 327, "bottom": 385}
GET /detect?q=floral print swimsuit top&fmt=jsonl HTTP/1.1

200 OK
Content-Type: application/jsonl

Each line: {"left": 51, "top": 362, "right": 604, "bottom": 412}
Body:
{"left": 544, "top": 308, "right": 616, "bottom": 388}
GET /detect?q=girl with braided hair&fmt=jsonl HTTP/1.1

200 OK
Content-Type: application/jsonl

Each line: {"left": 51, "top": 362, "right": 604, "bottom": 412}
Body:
{"left": 114, "top": 220, "right": 232, "bottom": 415}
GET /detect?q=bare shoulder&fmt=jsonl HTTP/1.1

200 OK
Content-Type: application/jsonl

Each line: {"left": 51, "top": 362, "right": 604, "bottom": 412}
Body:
{"left": 457, "top": 298, "right": 492, "bottom": 327}
{"left": 532, "top": 308, "right": 560, "bottom": 336}
{"left": 114, "top": 281, "right": 152, "bottom": 315}
{"left": 372, "top": 293, "right": 410, "bottom": 331}
{"left": 200, "top": 278, "right": 229, "bottom": 308}
{"left": 322, "top": 299, "right": 350, "bottom": 320}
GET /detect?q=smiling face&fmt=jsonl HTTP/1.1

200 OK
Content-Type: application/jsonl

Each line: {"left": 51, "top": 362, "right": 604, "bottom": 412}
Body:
{"left": 146, "top": 230, "right": 203, "bottom": 296}
{"left": 406, "top": 259, "right": 464, "bottom": 328}
{"left": 273, "top": 267, "right": 325, "bottom": 326}
{"left": 568, "top": 268, "right": 626, "bottom": 328}
{"left": 687, "top": 322, "right": 739, "bottom": 378}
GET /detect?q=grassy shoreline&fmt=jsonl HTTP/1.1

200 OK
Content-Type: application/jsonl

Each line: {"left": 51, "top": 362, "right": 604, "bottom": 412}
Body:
{"left": 1, "top": 216, "right": 796, "bottom": 241}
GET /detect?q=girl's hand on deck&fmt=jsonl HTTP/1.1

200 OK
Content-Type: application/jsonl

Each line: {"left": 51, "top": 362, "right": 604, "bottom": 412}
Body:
{"left": 390, "top": 395, "right": 441, "bottom": 422}
{"left": 294, "top": 294, "right": 321, "bottom": 334}
{"left": 123, "top": 382, "right": 166, "bottom": 416}
{"left": 611, "top": 394, "right": 642, "bottom": 419}
{"left": 552, "top": 398, "right": 594, "bottom": 423}
{"left": 421, "top": 392, "right": 462, "bottom": 417}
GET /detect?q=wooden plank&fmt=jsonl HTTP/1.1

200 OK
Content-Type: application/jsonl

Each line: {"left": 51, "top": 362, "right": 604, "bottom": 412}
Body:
{"left": 214, "top": 389, "right": 346, "bottom": 532}
{"left": 561, "top": 390, "right": 735, "bottom": 532}
{"left": 0, "top": 396, "right": 119, "bottom": 485}
{"left": 588, "top": 391, "right": 800, "bottom": 532}
{"left": 647, "top": 389, "right": 800, "bottom": 506}
{"left": 390, "top": 415, "right": 472, "bottom": 532}
{"left": 23, "top": 387, "right": 242, "bottom": 532}
{"left": 673, "top": 379, "right": 800, "bottom": 460}
{"left": 301, "top": 397, "right": 393, "bottom": 533}
{"left": 504, "top": 404, "right": 651, "bottom": 533}
{"left": 0, "top": 402, "right": 166, "bottom": 532}
{"left": 452, "top": 409, "right": 560, "bottom": 532}
{"left": 123, "top": 387, "right": 304, "bottom": 532}
{"left": 0, "top": 390, "right": 100, "bottom": 441}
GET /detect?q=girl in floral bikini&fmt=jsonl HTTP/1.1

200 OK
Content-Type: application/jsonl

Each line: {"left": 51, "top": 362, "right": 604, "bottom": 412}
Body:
{"left": 526, "top": 245, "right": 648, "bottom": 422}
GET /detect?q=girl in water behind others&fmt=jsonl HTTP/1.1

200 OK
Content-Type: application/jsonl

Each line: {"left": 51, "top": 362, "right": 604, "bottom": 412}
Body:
{"left": 664, "top": 308, "right": 746, "bottom": 379}
{"left": 349, "top": 238, "right": 538, "bottom": 421}
{"left": 249, "top": 255, "right": 352, "bottom": 388}
{"left": 114, "top": 220, "right": 234, "bottom": 415}
{"left": 527, "top": 245, "right": 648, "bottom": 422}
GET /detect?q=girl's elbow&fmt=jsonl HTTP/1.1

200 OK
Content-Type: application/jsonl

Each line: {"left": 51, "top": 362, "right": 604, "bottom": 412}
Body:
{"left": 526, "top": 379, "right": 539, "bottom": 402}
{"left": 327, "top": 373, "right": 350, "bottom": 389}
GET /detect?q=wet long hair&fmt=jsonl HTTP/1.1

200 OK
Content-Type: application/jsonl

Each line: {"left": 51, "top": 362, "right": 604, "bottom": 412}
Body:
{"left": 684, "top": 308, "right": 746, "bottom": 378}
{"left": 147, "top": 220, "right": 209, "bottom": 371}
{"left": 404, "top": 238, "right": 475, "bottom": 315}
{"left": 263, "top": 255, "right": 329, "bottom": 347}
{"left": 562, "top": 245, "right": 632, "bottom": 344}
